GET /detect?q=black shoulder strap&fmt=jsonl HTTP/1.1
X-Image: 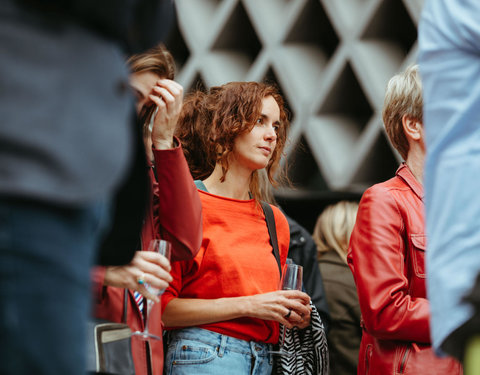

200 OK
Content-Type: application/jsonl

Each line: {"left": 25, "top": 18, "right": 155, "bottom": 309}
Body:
{"left": 261, "top": 201, "right": 282, "bottom": 277}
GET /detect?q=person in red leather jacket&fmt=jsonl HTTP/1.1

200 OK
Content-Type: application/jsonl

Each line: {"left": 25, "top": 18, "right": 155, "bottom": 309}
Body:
{"left": 91, "top": 45, "right": 203, "bottom": 375}
{"left": 347, "top": 65, "right": 462, "bottom": 375}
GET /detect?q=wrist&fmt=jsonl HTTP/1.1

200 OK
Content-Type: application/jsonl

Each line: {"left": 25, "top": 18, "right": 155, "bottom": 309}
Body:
{"left": 103, "top": 266, "right": 122, "bottom": 288}
{"left": 238, "top": 295, "right": 252, "bottom": 317}
{"left": 152, "top": 138, "right": 174, "bottom": 150}
{"left": 103, "top": 267, "right": 113, "bottom": 286}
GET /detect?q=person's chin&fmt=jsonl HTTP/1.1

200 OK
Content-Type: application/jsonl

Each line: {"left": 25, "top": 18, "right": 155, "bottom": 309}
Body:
{"left": 253, "top": 159, "right": 269, "bottom": 170}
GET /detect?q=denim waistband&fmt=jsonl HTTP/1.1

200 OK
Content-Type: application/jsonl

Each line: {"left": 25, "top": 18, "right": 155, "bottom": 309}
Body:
{"left": 167, "top": 328, "right": 272, "bottom": 357}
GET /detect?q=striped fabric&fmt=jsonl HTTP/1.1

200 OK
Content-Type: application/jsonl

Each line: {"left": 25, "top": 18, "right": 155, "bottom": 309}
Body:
{"left": 274, "top": 301, "right": 329, "bottom": 375}
{"left": 134, "top": 291, "right": 144, "bottom": 313}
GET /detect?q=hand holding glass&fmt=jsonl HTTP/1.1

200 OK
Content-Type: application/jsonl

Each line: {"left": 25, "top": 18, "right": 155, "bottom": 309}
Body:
{"left": 269, "top": 262, "right": 303, "bottom": 356}
{"left": 132, "top": 239, "right": 171, "bottom": 341}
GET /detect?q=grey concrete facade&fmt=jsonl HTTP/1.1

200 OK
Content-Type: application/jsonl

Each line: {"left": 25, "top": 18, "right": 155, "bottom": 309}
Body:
{"left": 166, "top": 0, "right": 424, "bottom": 203}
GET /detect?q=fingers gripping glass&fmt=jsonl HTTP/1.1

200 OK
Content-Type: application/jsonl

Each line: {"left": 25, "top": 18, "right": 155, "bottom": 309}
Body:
{"left": 269, "top": 262, "right": 303, "bottom": 356}
{"left": 132, "top": 239, "right": 171, "bottom": 341}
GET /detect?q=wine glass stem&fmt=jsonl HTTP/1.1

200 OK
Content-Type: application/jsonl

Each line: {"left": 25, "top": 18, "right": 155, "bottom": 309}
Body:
{"left": 144, "top": 299, "right": 154, "bottom": 335}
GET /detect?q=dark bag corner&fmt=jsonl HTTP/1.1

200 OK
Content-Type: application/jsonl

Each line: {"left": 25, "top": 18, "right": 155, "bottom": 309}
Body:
{"left": 87, "top": 319, "right": 135, "bottom": 375}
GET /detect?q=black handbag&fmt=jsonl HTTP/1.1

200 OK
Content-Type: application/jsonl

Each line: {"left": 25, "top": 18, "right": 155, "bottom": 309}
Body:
{"left": 87, "top": 290, "right": 135, "bottom": 374}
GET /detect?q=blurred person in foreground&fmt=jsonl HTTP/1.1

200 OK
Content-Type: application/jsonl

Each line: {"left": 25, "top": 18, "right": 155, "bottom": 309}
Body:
{"left": 314, "top": 201, "right": 360, "bottom": 375}
{"left": 92, "top": 45, "right": 202, "bottom": 375}
{"left": 0, "top": 0, "right": 175, "bottom": 374}
{"left": 347, "top": 65, "right": 462, "bottom": 374}
{"left": 418, "top": 0, "right": 480, "bottom": 369}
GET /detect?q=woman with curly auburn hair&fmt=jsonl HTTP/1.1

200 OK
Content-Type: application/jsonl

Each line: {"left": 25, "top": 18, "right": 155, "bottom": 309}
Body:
{"left": 162, "top": 81, "right": 312, "bottom": 374}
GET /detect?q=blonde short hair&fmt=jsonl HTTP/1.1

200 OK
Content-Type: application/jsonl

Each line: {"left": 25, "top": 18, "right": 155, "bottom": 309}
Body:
{"left": 382, "top": 64, "right": 423, "bottom": 160}
{"left": 313, "top": 201, "right": 358, "bottom": 263}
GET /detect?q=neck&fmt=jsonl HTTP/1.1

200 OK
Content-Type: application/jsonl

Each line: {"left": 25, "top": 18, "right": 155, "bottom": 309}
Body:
{"left": 405, "top": 145, "right": 425, "bottom": 184}
{"left": 203, "top": 163, "right": 252, "bottom": 200}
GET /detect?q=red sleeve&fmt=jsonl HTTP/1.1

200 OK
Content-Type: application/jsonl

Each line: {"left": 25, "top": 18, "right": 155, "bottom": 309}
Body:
{"left": 152, "top": 140, "right": 202, "bottom": 262}
{"left": 91, "top": 266, "right": 106, "bottom": 302}
{"left": 347, "top": 185, "right": 431, "bottom": 343}
{"left": 160, "top": 260, "right": 182, "bottom": 314}
{"left": 160, "top": 257, "right": 200, "bottom": 314}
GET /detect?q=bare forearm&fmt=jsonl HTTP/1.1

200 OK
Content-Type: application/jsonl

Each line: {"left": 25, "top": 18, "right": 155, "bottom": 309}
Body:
{"left": 162, "top": 296, "right": 249, "bottom": 327}
{"left": 162, "top": 290, "right": 312, "bottom": 329}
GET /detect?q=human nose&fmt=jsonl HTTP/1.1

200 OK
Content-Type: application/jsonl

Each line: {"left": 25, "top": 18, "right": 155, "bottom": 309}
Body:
{"left": 265, "top": 124, "right": 277, "bottom": 141}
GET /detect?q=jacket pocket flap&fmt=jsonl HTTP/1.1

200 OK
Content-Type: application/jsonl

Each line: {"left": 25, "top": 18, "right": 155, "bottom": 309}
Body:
{"left": 410, "top": 234, "right": 426, "bottom": 251}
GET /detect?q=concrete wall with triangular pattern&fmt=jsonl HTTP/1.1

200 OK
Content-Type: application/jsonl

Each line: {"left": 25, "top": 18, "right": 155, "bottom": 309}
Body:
{"left": 165, "top": 0, "right": 424, "bottom": 229}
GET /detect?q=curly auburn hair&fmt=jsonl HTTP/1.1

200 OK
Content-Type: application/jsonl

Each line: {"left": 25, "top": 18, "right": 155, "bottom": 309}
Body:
{"left": 175, "top": 90, "right": 215, "bottom": 180}
{"left": 176, "top": 81, "right": 290, "bottom": 201}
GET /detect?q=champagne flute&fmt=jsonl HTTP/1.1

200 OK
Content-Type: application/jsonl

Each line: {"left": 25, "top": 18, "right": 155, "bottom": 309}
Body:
{"left": 132, "top": 239, "right": 171, "bottom": 340}
{"left": 269, "top": 262, "right": 303, "bottom": 356}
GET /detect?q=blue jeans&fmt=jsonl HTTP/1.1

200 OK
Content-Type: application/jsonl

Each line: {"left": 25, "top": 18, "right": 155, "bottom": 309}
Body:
{"left": 164, "top": 328, "right": 274, "bottom": 375}
{"left": 0, "top": 198, "right": 110, "bottom": 375}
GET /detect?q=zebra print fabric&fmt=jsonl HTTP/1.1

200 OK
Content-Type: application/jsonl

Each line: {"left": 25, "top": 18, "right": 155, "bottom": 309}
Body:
{"left": 274, "top": 301, "right": 329, "bottom": 375}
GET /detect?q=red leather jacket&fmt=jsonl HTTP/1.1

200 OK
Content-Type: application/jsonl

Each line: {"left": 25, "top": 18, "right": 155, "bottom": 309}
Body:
{"left": 92, "top": 144, "right": 202, "bottom": 375}
{"left": 347, "top": 164, "right": 462, "bottom": 375}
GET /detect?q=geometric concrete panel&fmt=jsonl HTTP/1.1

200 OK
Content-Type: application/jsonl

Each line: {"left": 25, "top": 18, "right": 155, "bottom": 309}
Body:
{"left": 167, "top": 0, "right": 422, "bottom": 198}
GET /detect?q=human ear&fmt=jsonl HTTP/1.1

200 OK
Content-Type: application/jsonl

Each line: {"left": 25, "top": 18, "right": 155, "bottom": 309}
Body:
{"left": 402, "top": 115, "right": 422, "bottom": 141}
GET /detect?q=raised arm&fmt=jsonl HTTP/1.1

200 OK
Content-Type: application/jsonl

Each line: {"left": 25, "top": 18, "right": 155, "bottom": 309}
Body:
{"left": 152, "top": 145, "right": 202, "bottom": 261}
{"left": 148, "top": 79, "right": 202, "bottom": 261}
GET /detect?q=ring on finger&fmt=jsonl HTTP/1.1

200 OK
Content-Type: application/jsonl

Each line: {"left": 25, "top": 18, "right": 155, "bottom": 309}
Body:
{"left": 137, "top": 273, "right": 146, "bottom": 285}
{"left": 284, "top": 308, "right": 292, "bottom": 319}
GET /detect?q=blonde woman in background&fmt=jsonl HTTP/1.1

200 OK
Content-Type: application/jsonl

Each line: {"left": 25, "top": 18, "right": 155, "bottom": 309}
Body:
{"left": 313, "top": 201, "right": 360, "bottom": 375}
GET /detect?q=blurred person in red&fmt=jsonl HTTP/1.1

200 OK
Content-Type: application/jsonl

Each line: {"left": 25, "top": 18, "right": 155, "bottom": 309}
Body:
{"left": 347, "top": 65, "right": 462, "bottom": 374}
{"left": 91, "top": 45, "right": 202, "bottom": 375}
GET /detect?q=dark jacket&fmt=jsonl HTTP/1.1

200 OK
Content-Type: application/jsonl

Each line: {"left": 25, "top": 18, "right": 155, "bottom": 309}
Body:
{"left": 319, "top": 250, "right": 361, "bottom": 375}
{"left": 286, "top": 216, "right": 331, "bottom": 331}
{"left": 348, "top": 164, "right": 462, "bottom": 375}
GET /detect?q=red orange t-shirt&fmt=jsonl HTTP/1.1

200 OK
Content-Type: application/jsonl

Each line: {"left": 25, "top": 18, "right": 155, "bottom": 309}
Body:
{"left": 161, "top": 189, "right": 290, "bottom": 343}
